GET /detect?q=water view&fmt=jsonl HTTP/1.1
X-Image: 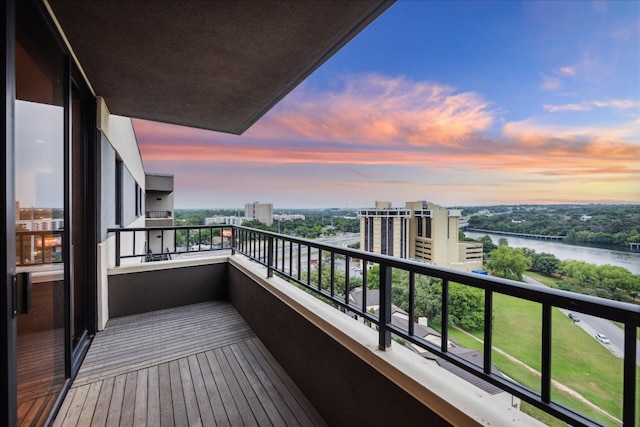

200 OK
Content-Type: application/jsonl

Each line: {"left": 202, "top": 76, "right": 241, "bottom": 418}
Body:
{"left": 464, "top": 231, "right": 640, "bottom": 275}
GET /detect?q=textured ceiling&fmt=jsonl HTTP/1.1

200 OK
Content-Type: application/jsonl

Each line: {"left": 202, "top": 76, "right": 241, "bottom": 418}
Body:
{"left": 49, "top": 1, "right": 393, "bottom": 134}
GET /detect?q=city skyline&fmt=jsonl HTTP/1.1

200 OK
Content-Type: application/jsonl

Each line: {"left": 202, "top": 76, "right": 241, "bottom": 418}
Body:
{"left": 135, "top": 1, "right": 639, "bottom": 209}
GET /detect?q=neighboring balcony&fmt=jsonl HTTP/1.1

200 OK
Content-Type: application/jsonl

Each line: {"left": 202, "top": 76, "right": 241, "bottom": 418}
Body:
{"left": 59, "top": 226, "right": 639, "bottom": 426}
{"left": 146, "top": 210, "right": 173, "bottom": 219}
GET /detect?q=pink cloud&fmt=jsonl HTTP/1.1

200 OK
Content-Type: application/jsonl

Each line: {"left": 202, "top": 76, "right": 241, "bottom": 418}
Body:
{"left": 134, "top": 74, "right": 639, "bottom": 191}
{"left": 248, "top": 74, "right": 494, "bottom": 146}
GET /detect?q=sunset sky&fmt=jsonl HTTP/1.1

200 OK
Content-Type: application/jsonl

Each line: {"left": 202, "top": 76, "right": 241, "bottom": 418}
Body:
{"left": 135, "top": 1, "right": 640, "bottom": 209}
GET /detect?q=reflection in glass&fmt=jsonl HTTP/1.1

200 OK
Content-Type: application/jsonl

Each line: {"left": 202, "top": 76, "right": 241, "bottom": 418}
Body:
{"left": 15, "top": 2, "right": 67, "bottom": 423}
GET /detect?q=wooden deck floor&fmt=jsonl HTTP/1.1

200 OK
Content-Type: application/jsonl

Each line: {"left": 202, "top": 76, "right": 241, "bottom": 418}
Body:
{"left": 53, "top": 301, "right": 327, "bottom": 427}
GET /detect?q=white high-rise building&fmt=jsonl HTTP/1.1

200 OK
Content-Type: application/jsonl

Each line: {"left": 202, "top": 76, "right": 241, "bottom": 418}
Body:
{"left": 358, "top": 201, "right": 483, "bottom": 272}
{"left": 244, "top": 202, "right": 274, "bottom": 226}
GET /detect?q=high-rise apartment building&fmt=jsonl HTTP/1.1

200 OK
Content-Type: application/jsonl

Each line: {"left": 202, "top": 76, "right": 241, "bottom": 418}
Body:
{"left": 244, "top": 202, "right": 274, "bottom": 226}
{"left": 359, "top": 201, "right": 483, "bottom": 271}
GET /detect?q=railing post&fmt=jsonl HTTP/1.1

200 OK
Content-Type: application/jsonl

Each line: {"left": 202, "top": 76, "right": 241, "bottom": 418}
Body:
{"left": 483, "top": 290, "right": 493, "bottom": 374}
{"left": 441, "top": 279, "right": 449, "bottom": 353}
{"left": 115, "top": 230, "right": 121, "bottom": 267}
{"left": 378, "top": 263, "right": 392, "bottom": 350}
{"left": 267, "top": 235, "right": 274, "bottom": 278}
{"left": 623, "top": 322, "right": 637, "bottom": 426}
{"left": 541, "top": 303, "right": 552, "bottom": 403}
{"left": 231, "top": 227, "right": 236, "bottom": 255}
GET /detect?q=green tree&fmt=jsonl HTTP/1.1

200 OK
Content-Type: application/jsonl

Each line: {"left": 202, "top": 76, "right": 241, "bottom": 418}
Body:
{"left": 531, "top": 252, "right": 560, "bottom": 275}
{"left": 486, "top": 245, "right": 532, "bottom": 281}
{"left": 476, "top": 235, "right": 497, "bottom": 254}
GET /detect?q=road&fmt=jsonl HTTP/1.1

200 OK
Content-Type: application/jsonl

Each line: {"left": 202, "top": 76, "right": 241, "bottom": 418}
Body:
{"left": 525, "top": 275, "right": 640, "bottom": 365}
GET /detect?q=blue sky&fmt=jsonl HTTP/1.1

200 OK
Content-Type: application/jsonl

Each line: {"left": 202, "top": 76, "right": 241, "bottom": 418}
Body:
{"left": 136, "top": 1, "right": 639, "bottom": 209}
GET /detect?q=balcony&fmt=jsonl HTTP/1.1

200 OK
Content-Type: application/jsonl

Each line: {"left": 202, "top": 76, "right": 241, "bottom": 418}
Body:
{"left": 56, "top": 226, "right": 639, "bottom": 426}
{"left": 146, "top": 211, "right": 173, "bottom": 220}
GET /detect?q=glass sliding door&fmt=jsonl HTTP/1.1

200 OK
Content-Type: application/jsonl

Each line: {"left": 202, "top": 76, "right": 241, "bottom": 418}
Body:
{"left": 14, "top": 1, "right": 67, "bottom": 424}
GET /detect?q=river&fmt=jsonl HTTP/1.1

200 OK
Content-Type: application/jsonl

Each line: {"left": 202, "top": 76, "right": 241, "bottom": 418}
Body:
{"left": 463, "top": 231, "right": 640, "bottom": 275}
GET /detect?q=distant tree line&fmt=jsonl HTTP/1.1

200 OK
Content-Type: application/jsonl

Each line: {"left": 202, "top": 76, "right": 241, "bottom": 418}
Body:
{"left": 466, "top": 204, "right": 640, "bottom": 249}
{"left": 174, "top": 209, "right": 359, "bottom": 239}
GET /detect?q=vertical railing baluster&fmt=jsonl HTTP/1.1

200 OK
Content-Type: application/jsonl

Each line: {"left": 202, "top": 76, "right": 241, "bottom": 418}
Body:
{"left": 483, "top": 289, "right": 493, "bottom": 374}
{"left": 317, "top": 249, "right": 322, "bottom": 291}
{"left": 40, "top": 234, "right": 45, "bottom": 263}
{"left": 623, "top": 321, "right": 637, "bottom": 426}
{"left": 441, "top": 279, "right": 449, "bottom": 353}
{"left": 408, "top": 271, "right": 415, "bottom": 337}
{"left": 362, "top": 261, "right": 368, "bottom": 318}
{"left": 289, "top": 241, "right": 293, "bottom": 275}
{"left": 379, "top": 263, "right": 392, "bottom": 350}
{"left": 344, "top": 256, "right": 350, "bottom": 305}
{"left": 541, "top": 303, "right": 552, "bottom": 403}
{"left": 133, "top": 230, "right": 137, "bottom": 257}
{"left": 297, "top": 243, "right": 301, "bottom": 280}
{"left": 330, "top": 252, "right": 335, "bottom": 296}
{"left": 306, "top": 245, "right": 311, "bottom": 286}
{"left": 115, "top": 230, "right": 121, "bottom": 267}
{"left": 267, "top": 235, "right": 274, "bottom": 278}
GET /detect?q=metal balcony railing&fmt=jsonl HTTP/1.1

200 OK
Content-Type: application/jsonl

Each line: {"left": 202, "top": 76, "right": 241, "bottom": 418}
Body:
{"left": 108, "top": 225, "right": 234, "bottom": 265}
{"left": 108, "top": 225, "right": 640, "bottom": 427}
{"left": 145, "top": 210, "right": 172, "bottom": 219}
{"left": 16, "top": 230, "right": 64, "bottom": 266}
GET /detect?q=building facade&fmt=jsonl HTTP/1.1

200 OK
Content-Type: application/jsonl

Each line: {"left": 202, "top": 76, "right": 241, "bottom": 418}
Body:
{"left": 359, "top": 201, "right": 483, "bottom": 271}
{"left": 205, "top": 216, "right": 251, "bottom": 226}
{"left": 244, "top": 202, "right": 274, "bottom": 226}
{"left": 145, "top": 174, "right": 174, "bottom": 255}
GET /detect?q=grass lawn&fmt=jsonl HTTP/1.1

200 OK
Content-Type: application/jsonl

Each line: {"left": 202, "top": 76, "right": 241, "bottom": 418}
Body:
{"left": 439, "top": 290, "right": 640, "bottom": 426}
{"left": 525, "top": 271, "right": 640, "bottom": 340}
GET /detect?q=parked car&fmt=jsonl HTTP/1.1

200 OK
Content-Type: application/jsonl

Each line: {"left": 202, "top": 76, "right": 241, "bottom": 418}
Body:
{"left": 568, "top": 313, "right": 580, "bottom": 322}
{"left": 595, "top": 333, "right": 610, "bottom": 344}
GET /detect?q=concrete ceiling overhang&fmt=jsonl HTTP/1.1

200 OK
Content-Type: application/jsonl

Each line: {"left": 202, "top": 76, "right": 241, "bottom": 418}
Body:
{"left": 48, "top": 1, "right": 394, "bottom": 134}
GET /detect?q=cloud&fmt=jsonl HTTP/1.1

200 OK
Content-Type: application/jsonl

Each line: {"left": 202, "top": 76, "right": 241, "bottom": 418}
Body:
{"left": 559, "top": 66, "right": 577, "bottom": 76}
{"left": 544, "top": 99, "right": 639, "bottom": 112}
{"left": 249, "top": 74, "right": 495, "bottom": 147}
{"left": 543, "top": 103, "right": 590, "bottom": 112}
{"left": 135, "top": 73, "right": 639, "bottom": 204}
{"left": 539, "top": 73, "right": 563, "bottom": 91}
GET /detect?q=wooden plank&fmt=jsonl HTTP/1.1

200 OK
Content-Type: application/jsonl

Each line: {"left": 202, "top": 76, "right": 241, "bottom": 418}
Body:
{"left": 119, "top": 371, "right": 138, "bottom": 427}
{"left": 178, "top": 357, "right": 202, "bottom": 427}
{"left": 146, "top": 365, "right": 161, "bottom": 427}
{"left": 92, "top": 377, "right": 115, "bottom": 427}
{"left": 250, "top": 338, "right": 328, "bottom": 427}
{"left": 196, "top": 352, "right": 231, "bottom": 427}
{"left": 236, "top": 341, "right": 299, "bottom": 426}
{"left": 204, "top": 349, "right": 244, "bottom": 426}
{"left": 158, "top": 363, "right": 174, "bottom": 427}
{"left": 169, "top": 360, "right": 188, "bottom": 426}
{"left": 213, "top": 347, "right": 256, "bottom": 426}
{"left": 52, "top": 387, "right": 75, "bottom": 427}
{"left": 17, "top": 398, "right": 35, "bottom": 426}
{"left": 133, "top": 368, "right": 148, "bottom": 427}
{"left": 62, "top": 384, "right": 91, "bottom": 426}
{"left": 187, "top": 355, "right": 217, "bottom": 427}
{"left": 105, "top": 374, "right": 127, "bottom": 427}
{"left": 77, "top": 381, "right": 103, "bottom": 426}
{"left": 226, "top": 344, "right": 279, "bottom": 426}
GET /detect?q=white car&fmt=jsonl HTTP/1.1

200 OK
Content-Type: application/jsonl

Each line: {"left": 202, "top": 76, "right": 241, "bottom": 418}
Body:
{"left": 595, "top": 333, "right": 610, "bottom": 344}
